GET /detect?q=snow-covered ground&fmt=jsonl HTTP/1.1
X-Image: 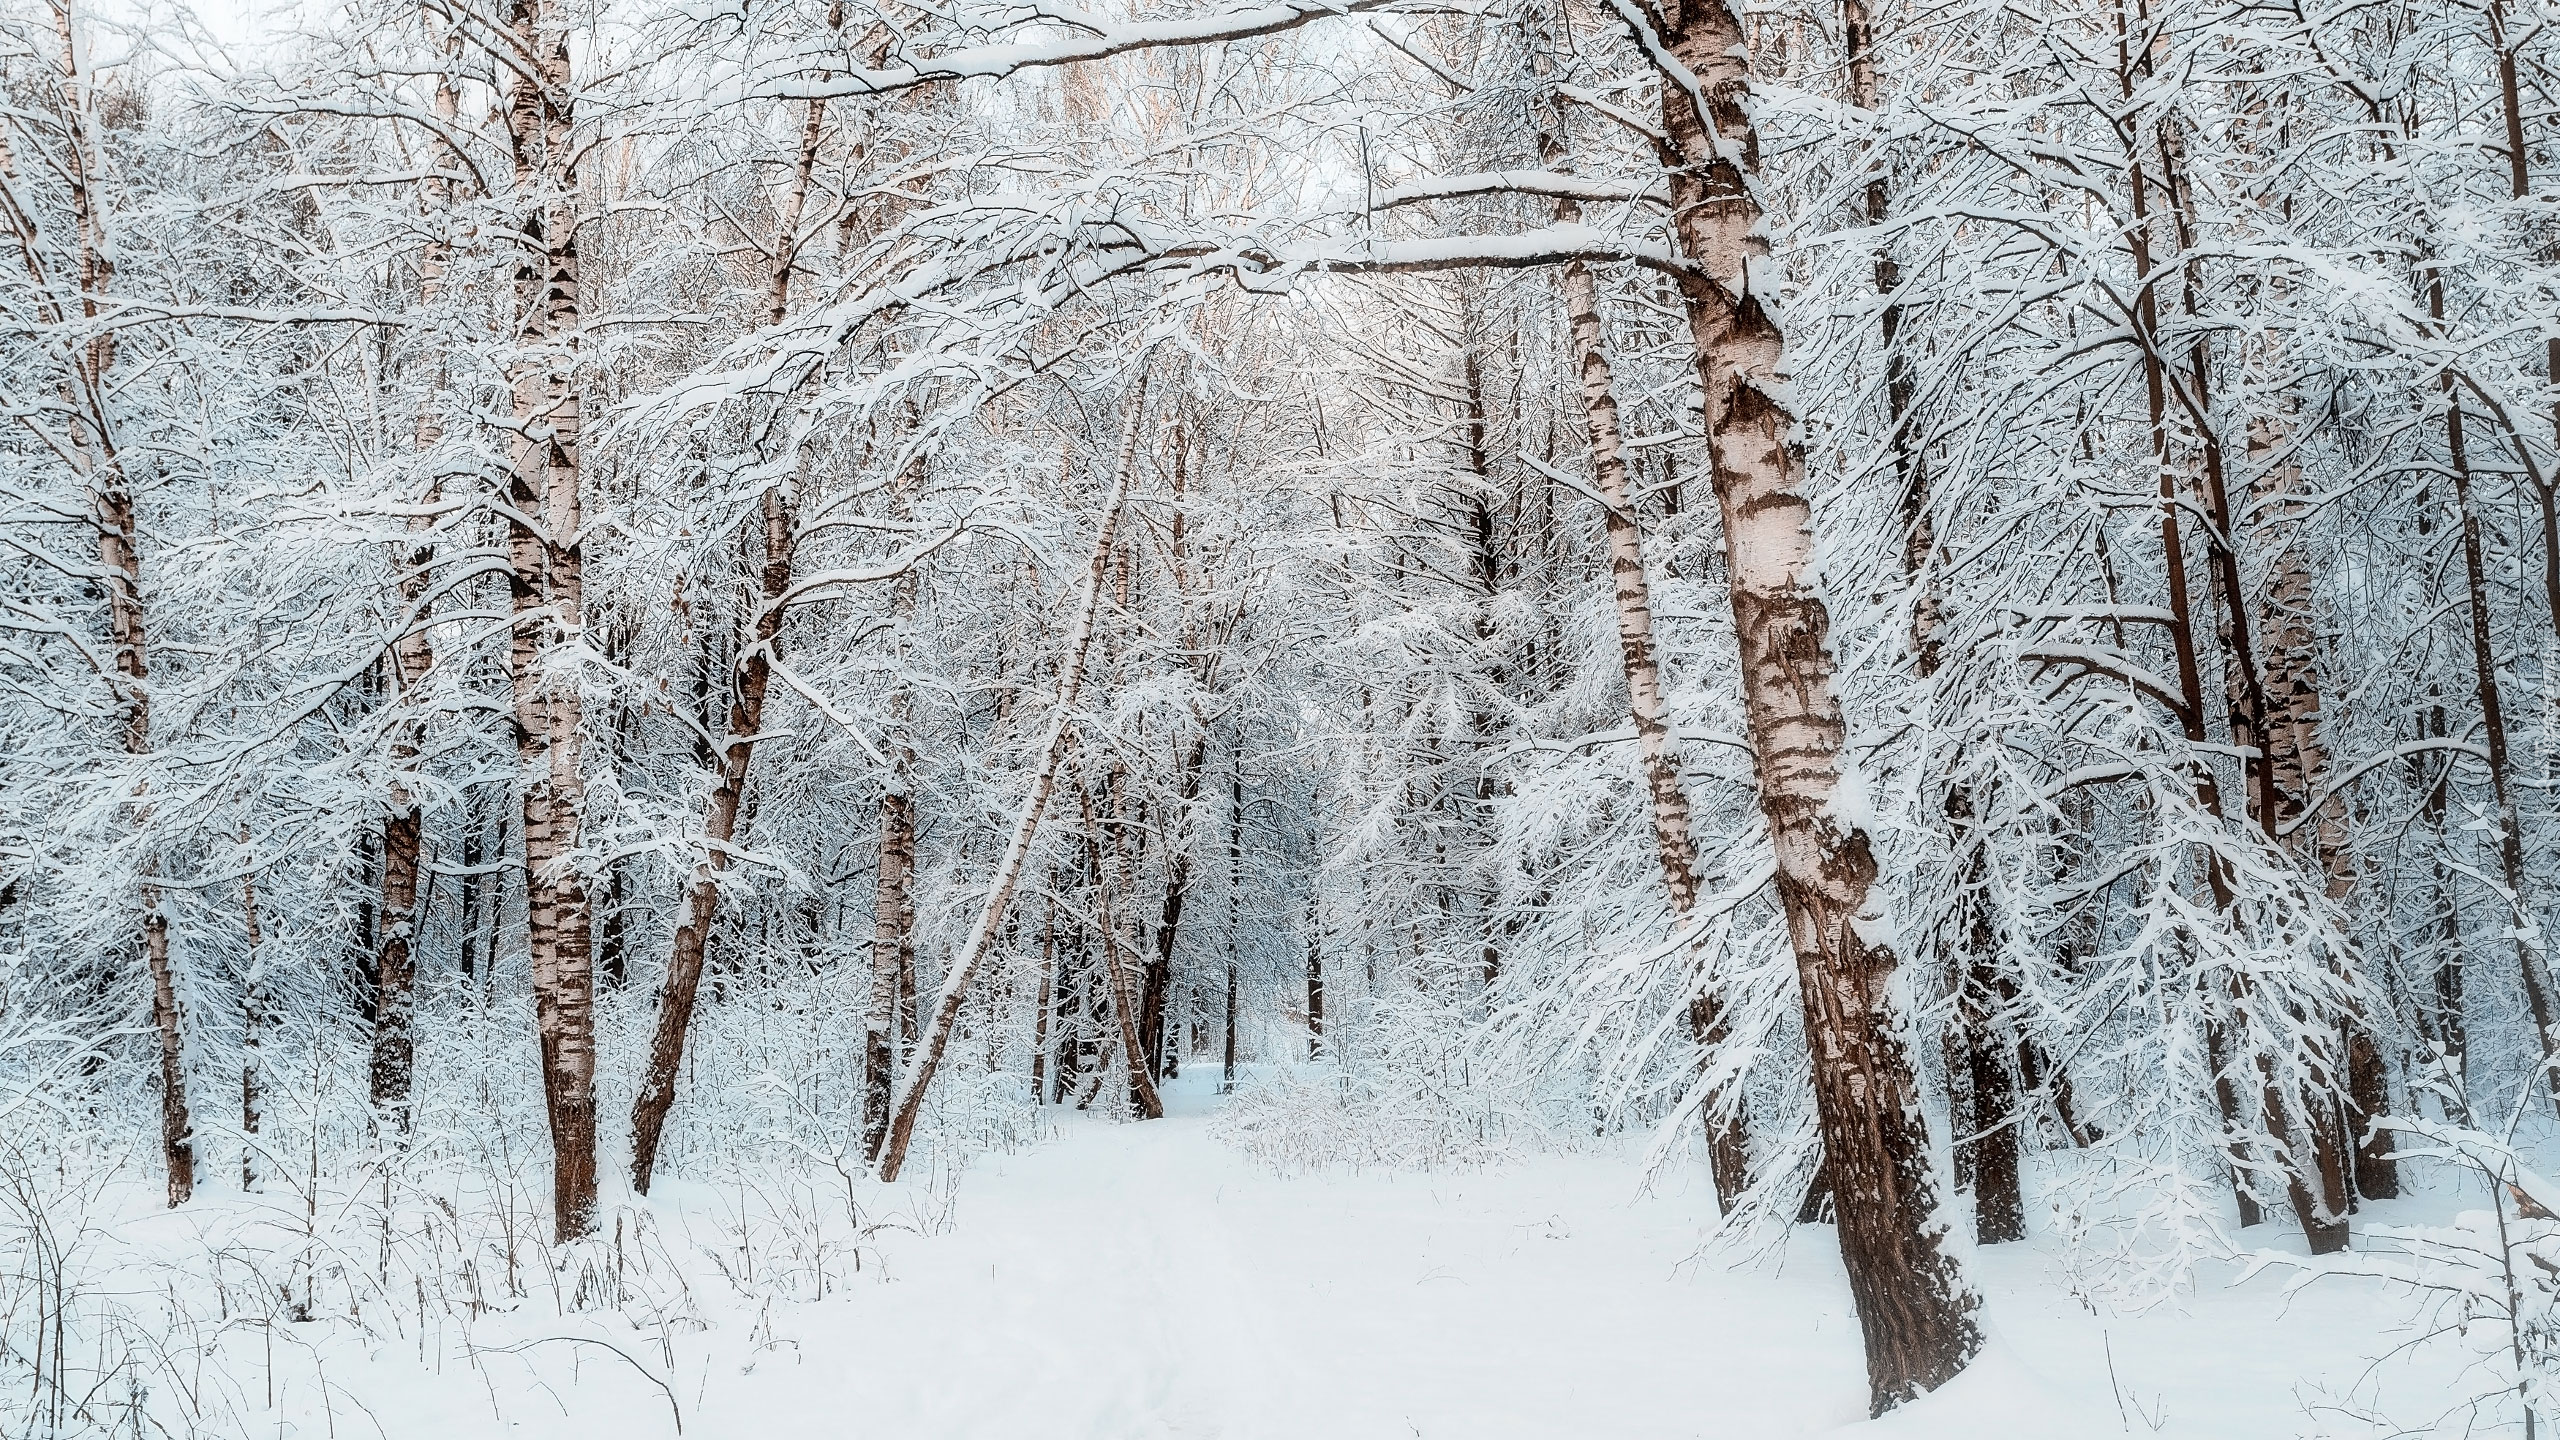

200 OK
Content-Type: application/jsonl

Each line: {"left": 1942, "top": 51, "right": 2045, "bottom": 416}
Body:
{"left": 49, "top": 1072, "right": 2496, "bottom": 1440}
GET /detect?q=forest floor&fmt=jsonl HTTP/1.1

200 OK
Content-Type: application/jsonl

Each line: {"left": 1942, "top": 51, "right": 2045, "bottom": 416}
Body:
{"left": 158, "top": 1071, "right": 2490, "bottom": 1440}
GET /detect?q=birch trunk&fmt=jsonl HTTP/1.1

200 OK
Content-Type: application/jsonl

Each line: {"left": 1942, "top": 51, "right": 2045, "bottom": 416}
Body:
{"left": 500, "top": 0, "right": 596, "bottom": 1241}
{"left": 865, "top": 438, "right": 923, "bottom": 1152}
{"left": 2247, "top": 413, "right": 2395, "bottom": 1199}
{"left": 1555, "top": 239, "right": 1750, "bottom": 1211}
{"left": 32, "top": 4, "right": 193, "bottom": 1206}
{"left": 1629, "top": 0, "right": 1981, "bottom": 1406}
{"left": 874, "top": 371, "right": 1151, "bottom": 1181}
{"left": 866, "top": 762, "right": 915, "bottom": 1151}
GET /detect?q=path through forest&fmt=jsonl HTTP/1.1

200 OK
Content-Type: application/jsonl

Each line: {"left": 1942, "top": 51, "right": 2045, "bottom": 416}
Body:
{"left": 444, "top": 1072, "right": 2446, "bottom": 1440}
{"left": 828, "top": 1073, "right": 1869, "bottom": 1437}
{"left": 279, "top": 1070, "right": 2474, "bottom": 1440}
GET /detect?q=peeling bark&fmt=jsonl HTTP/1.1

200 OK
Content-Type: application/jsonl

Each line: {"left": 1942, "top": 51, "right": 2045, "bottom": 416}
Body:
{"left": 500, "top": 0, "right": 596, "bottom": 1240}
{"left": 1618, "top": 0, "right": 1982, "bottom": 1407}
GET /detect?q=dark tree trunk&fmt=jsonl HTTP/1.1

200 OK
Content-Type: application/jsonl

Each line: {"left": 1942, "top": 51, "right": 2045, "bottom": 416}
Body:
{"left": 864, "top": 783, "right": 914, "bottom": 1156}
{"left": 371, "top": 802, "right": 420, "bottom": 1132}
{"left": 241, "top": 839, "right": 266, "bottom": 1193}
{"left": 1145, "top": 739, "right": 1195, "bottom": 1079}
{"left": 1223, "top": 755, "right": 1244, "bottom": 1093}
{"left": 2346, "top": 1027, "right": 2397, "bottom": 1200}
{"left": 459, "top": 789, "right": 488, "bottom": 983}
{"left": 631, "top": 480, "right": 795, "bottom": 1193}
{"left": 1960, "top": 964, "right": 2025, "bottom": 1244}
{"left": 353, "top": 827, "right": 381, "bottom": 1025}
{"left": 1306, "top": 911, "right": 1326, "bottom": 1058}
{"left": 1032, "top": 895, "right": 1056, "bottom": 1105}
{"left": 2436, "top": 336, "right": 2556, "bottom": 1104}
{"left": 1797, "top": 1156, "right": 1833, "bottom": 1225}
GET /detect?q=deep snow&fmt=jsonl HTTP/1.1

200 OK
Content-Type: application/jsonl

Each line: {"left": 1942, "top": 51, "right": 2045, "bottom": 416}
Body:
{"left": 92, "top": 1071, "right": 2494, "bottom": 1439}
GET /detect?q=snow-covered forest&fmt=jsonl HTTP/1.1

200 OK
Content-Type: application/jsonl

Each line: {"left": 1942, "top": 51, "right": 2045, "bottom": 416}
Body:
{"left": 7, "top": 0, "right": 2560, "bottom": 1428}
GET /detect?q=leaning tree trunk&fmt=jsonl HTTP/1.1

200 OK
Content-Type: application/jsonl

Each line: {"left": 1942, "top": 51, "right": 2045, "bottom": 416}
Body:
{"left": 629, "top": 96, "right": 829, "bottom": 1193}
{"left": 1626, "top": 0, "right": 1981, "bottom": 1409}
{"left": 500, "top": 0, "right": 597, "bottom": 1241}
{"left": 874, "top": 369, "right": 1152, "bottom": 1182}
{"left": 1554, "top": 234, "right": 1750, "bottom": 1212}
{"left": 630, "top": 471, "right": 798, "bottom": 1189}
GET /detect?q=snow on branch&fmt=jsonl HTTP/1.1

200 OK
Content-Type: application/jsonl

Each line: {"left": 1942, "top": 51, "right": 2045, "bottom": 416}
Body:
{"left": 756, "top": 0, "right": 1426, "bottom": 99}
{"left": 1369, "top": 170, "right": 1667, "bottom": 210}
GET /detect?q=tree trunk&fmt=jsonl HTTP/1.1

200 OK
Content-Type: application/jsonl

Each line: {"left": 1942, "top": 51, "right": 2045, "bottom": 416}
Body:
{"left": 26, "top": 4, "right": 194, "bottom": 1209}
{"left": 1627, "top": 0, "right": 1982, "bottom": 1406}
{"left": 874, "top": 370, "right": 1152, "bottom": 1181}
{"left": 630, "top": 475, "right": 797, "bottom": 1188}
{"left": 2478, "top": 14, "right": 2560, "bottom": 1107}
{"left": 1223, "top": 753, "right": 1243, "bottom": 1094}
{"left": 2486, "top": 0, "right": 2560, "bottom": 655}
{"left": 1555, "top": 241, "right": 1751, "bottom": 1212}
{"left": 632, "top": 96, "right": 829, "bottom": 1192}
{"left": 500, "top": 0, "right": 596, "bottom": 1241}
{"left": 1146, "top": 730, "right": 1204, "bottom": 1082}
{"left": 866, "top": 778, "right": 915, "bottom": 1151}
{"left": 2436, "top": 345, "right": 2555, "bottom": 1102}
{"left": 1959, "top": 944, "right": 2024, "bottom": 1242}
{"left": 371, "top": 797, "right": 422, "bottom": 1132}
{"left": 241, "top": 842, "right": 266, "bottom": 1193}
{"left": 369, "top": 50, "right": 464, "bottom": 1135}
{"left": 1306, "top": 907, "right": 1326, "bottom": 1059}
{"left": 1085, "top": 763, "right": 1165, "bottom": 1120}
{"left": 1032, "top": 896, "right": 1056, "bottom": 1104}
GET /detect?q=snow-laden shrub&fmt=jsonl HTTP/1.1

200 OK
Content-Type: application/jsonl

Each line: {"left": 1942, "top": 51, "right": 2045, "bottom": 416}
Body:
{"left": 1215, "top": 1062, "right": 1526, "bottom": 1173}
{"left": 1212, "top": 1021, "right": 1584, "bottom": 1175}
{"left": 2258, "top": 1075, "right": 2556, "bottom": 1437}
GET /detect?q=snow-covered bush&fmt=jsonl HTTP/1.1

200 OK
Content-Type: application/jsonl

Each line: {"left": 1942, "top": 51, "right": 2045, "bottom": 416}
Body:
{"left": 2260, "top": 1072, "right": 2560, "bottom": 1437}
